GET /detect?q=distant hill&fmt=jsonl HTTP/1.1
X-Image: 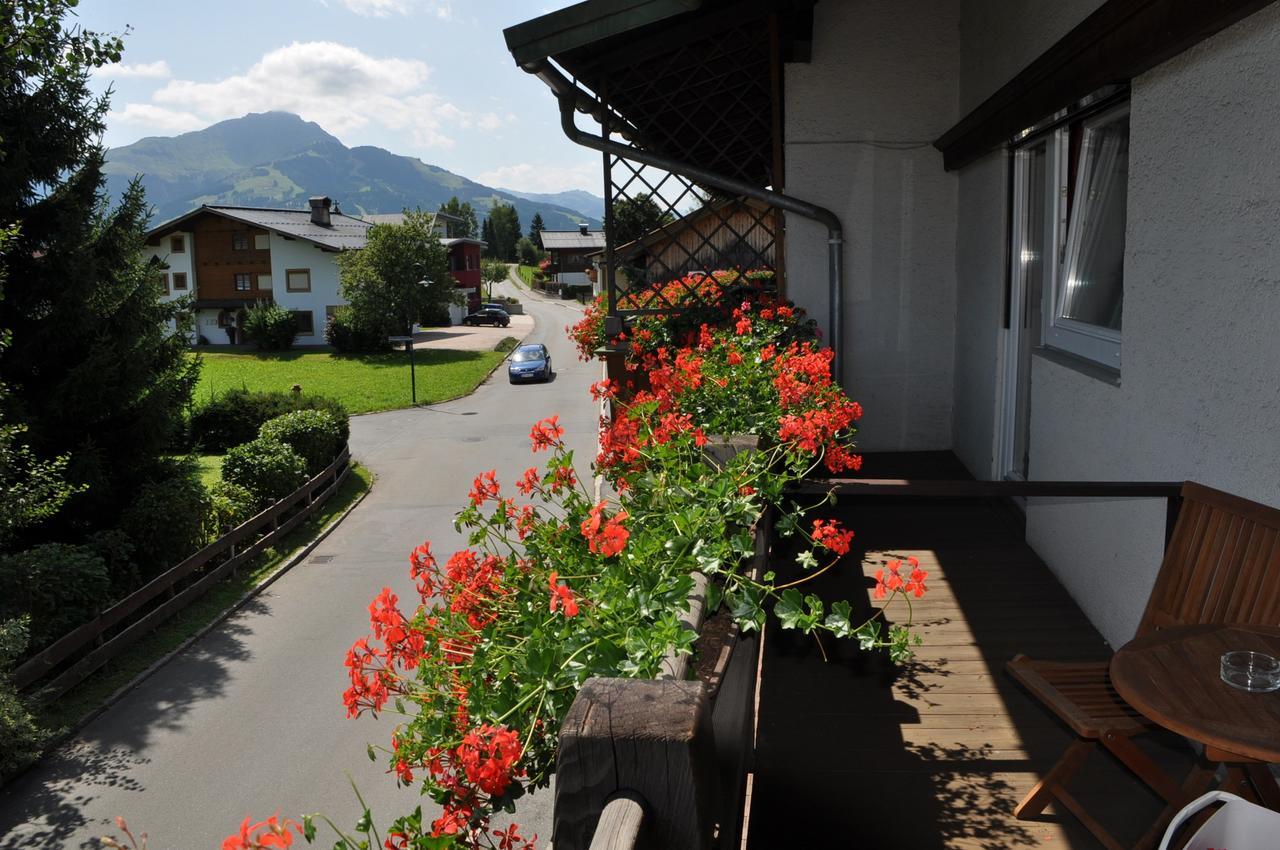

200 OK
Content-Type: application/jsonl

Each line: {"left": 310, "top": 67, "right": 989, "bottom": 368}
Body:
{"left": 499, "top": 188, "right": 604, "bottom": 221}
{"left": 103, "top": 112, "right": 601, "bottom": 231}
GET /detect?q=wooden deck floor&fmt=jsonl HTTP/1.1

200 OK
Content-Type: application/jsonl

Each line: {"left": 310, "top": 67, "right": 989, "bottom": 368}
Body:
{"left": 745, "top": 454, "right": 1195, "bottom": 850}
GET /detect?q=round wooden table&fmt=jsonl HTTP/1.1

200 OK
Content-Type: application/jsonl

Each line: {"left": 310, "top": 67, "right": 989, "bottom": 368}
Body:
{"left": 1111, "top": 624, "right": 1280, "bottom": 808}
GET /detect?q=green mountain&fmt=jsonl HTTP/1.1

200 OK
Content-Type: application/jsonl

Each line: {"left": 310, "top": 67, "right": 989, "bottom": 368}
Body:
{"left": 103, "top": 111, "right": 601, "bottom": 231}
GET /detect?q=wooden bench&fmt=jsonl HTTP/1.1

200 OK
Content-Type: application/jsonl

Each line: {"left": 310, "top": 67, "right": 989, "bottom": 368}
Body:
{"left": 1008, "top": 480, "right": 1280, "bottom": 850}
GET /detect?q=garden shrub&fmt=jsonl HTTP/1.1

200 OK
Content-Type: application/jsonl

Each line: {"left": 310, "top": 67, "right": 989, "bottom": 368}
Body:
{"left": 0, "top": 617, "right": 48, "bottom": 780}
{"left": 205, "top": 481, "right": 259, "bottom": 537}
{"left": 191, "top": 389, "right": 349, "bottom": 451}
{"left": 221, "top": 438, "right": 309, "bottom": 505}
{"left": 258, "top": 410, "right": 344, "bottom": 475}
{"left": 241, "top": 302, "right": 298, "bottom": 351}
{"left": 418, "top": 300, "right": 452, "bottom": 328}
{"left": 0, "top": 543, "right": 112, "bottom": 652}
{"left": 325, "top": 306, "right": 391, "bottom": 353}
{"left": 119, "top": 461, "right": 212, "bottom": 579}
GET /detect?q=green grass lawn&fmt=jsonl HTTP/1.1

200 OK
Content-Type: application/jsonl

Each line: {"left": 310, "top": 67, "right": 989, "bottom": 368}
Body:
{"left": 194, "top": 349, "right": 504, "bottom": 414}
{"left": 517, "top": 264, "right": 538, "bottom": 286}
{"left": 196, "top": 454, "right": 223, "bottom": 488}
{"left": 41, "top": 464, "right": 373, "bottom": 735}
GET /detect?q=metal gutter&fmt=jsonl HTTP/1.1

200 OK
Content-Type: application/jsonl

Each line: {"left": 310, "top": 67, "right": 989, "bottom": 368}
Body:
{"left": 521, "top": 57, "right": 847, "bottom": 385}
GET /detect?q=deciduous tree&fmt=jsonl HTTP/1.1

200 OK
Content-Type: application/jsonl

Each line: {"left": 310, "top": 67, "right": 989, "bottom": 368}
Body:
{"left": 336, "top": 209, "right": 454, "bottom": 336}
{"left": 609, "top": 193, "right": 674, "bottom": 245}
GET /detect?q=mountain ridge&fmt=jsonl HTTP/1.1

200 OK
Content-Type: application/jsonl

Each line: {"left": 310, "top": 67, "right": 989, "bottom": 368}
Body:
{"left": 103, "top": 112, "right": 601, "bottom": 231}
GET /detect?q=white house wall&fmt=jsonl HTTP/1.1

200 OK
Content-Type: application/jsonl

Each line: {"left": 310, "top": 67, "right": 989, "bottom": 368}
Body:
{"left": 947, "top": 3, "right": 1280, "bottom": 646}
{"left": 267, "top": 233, "right": 346, "bottom": 346}
{"left": 958, "top": 0, "right": 1107, "bottom": 113}
{"left": 1024, "top": 5, "right": 1280, "bottom": 645}
{"left": 144, "top": 230, "right": 196, "bottom": 340}
{"left": 784, "top": 0, "right": 961, "bottom": 451}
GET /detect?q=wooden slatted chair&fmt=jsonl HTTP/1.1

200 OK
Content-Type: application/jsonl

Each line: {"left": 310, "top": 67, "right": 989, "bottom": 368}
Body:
{"left": 1008, "top": 481, "right": 1280, "bottom": 850}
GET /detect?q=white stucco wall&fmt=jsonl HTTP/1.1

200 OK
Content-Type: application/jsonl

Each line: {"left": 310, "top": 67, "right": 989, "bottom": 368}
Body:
{"left": 143, "top": 231, "right": 194, "bottom": 302}
{"left": 784, "top": 0, "right": 961, "bottom": 450}
{"left": 143, "top": 231, "right": 196, "bottom": 341}
{"left": 267, "top": 234, "right": 347, "bottom": 346}
{"left": 959, "top": 0, "right": 1107, "bottom": 113}
{"left": 1019, "top": 6, "right": 1280, "bottom": 645}
{"left": 950, "top": 151, "right": 1007, "bottom": 478}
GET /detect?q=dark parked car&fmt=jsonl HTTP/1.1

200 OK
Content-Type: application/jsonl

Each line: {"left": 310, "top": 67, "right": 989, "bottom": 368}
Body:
{"left": 462, "top": 307, "right": 510, "bottom": 327}
{"left": 508, "top": 343, "right": 552, "bottom": 383}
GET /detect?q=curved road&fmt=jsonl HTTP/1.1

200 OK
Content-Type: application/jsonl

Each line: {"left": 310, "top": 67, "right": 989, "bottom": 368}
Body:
{"left": 0, "top": 281, "right": 594, "bottom": 848}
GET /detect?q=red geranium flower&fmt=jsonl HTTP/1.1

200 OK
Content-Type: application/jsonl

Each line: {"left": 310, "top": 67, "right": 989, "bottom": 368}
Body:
{"left": 580, "top": 501, "right": 630, "bottom": 557}
{"left": 548, "top": 571, "right": 580, "bottom": 617}
{"left": 530, "top": 416, "right": 564, "bottom": 452}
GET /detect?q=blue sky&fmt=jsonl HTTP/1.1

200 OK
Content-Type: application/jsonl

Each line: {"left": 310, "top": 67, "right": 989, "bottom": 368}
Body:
{"left": 77, "top": 0, "right": 601, "bottom": 194}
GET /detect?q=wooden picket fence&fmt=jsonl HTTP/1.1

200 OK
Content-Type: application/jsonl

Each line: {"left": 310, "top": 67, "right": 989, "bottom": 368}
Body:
{"left": 12, "top": 446, "right": 353, "bottom": 699}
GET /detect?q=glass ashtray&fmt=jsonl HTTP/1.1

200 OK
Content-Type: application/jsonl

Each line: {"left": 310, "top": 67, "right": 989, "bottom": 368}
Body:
{"left": 1220, "top": 650, "right": 1280, "bottom": 692}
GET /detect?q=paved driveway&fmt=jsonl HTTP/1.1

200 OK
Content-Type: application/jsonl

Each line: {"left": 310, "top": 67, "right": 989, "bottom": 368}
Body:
{"left": 0, "top": 291, "right": 594, "bottom": 848}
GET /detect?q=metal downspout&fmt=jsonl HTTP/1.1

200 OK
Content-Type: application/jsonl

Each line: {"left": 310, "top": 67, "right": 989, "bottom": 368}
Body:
{"left": 523, "top": 59, "right": 847, "bottom": 386}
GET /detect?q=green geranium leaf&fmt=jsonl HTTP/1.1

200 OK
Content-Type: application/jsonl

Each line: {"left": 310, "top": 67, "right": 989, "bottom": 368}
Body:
{"left": 774, "top": 588, "right": 805, "bottom": 629}
{"left": 823, "top": 599, "right": 854, "bottom": 638}
{"left": 796, "top": 550, "right": 819, "bottom": 569}
{"left": 854, "top": 620, "right": 883, "bottom": 651}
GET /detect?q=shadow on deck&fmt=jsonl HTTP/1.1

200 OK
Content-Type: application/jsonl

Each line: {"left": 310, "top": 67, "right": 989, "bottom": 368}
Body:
{"left": 745, "top": 452, "right": 1193, "bottom": 850}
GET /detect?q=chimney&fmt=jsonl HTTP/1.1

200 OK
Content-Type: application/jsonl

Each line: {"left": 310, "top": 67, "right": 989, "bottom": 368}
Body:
{"left": 309, "top": 196, "right": 332, "bottom": 227}
{"left": 579, "top": 223, "right": 589, "bottom": 236}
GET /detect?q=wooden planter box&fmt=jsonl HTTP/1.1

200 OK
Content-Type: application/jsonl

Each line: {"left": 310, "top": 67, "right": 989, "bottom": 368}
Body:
{"left": 555, "top": 442, "right": 771, "bottom": 850}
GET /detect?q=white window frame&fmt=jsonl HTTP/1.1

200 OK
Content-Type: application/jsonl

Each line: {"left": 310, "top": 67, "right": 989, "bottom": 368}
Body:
{"left": 286, "top": 268, "right": 311, "bottom": 293}
{"left": 1041, "top": 102, "right": 1128, "bottom": 370}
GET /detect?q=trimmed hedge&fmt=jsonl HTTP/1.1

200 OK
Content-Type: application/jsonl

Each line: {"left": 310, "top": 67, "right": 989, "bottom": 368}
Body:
{"left": 191, "top": 389, "right": 348, "bottom": 452}
{"left": 259, "top": 410, "right": 344, "bottom": 475}
{"left": 120, "top": 467, "right": 212, "bottom": 580}
{"left": 242, "top": 302, "right": 298, "bottom": 351}
{"left": 0, "top": 543, "right": 112, "bottom": 652}
{"left": 205, "top": 480, "right": 259, "bottom": 537}
{"left": 325, "top": 306, "right": 391, "bottom": 353}
{"left": 221, "top": 438, "right": 309, "bottom": 505}
{"left": 0, "top": 617, "right": 47, "bottom": 779}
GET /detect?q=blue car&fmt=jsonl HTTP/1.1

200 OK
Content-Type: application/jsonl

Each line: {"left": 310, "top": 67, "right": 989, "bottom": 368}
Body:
{"left": 508, "top": 343, "right": 552, "bottom": 383}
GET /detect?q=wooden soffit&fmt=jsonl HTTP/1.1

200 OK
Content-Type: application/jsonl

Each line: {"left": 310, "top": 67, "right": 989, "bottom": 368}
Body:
{"left": 934, "top": 0, "right": 1279, "bottom": 171}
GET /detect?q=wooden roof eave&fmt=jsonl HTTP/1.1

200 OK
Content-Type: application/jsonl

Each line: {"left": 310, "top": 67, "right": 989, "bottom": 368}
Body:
{"left": 503, "top": 0, "right": 703, "bottom": 68}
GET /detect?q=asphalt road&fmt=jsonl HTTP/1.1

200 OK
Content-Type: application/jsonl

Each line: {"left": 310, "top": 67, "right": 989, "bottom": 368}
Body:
{"left": 0, "top": 282, "right": 595, "bottom": 849}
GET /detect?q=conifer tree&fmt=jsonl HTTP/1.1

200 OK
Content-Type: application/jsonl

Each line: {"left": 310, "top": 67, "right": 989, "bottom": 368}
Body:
{"left": 0, "top": 1, "right": 200, "bottom": 544}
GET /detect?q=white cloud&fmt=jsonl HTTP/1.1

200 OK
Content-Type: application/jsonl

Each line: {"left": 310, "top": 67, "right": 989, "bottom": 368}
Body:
{"left": 476, "top": 162, "right": 600, "bottom": 194}
{"left": 335, "top": 0, "right": 453, "bottom": 17}
{"left": 118, "top": 41, "right": 483, "bottom": 149}
{"left": 97, "top": 60, "right": 172, "bottom": 79}
{"left": 110, "top": 103, "right": 205, "bottom": 133}
{"left": 340, "top": 0, "right": 409, "bottom": 15}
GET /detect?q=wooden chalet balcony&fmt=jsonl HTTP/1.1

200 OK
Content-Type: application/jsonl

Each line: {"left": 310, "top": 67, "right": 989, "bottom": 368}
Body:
{"left": 745, "top": 452, "right": 1196, "bottom": 850}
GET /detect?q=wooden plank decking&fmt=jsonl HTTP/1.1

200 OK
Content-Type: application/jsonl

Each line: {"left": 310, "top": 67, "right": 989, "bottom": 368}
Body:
{"left": 745, "top": 454, "right": 1195, "bottom": 850}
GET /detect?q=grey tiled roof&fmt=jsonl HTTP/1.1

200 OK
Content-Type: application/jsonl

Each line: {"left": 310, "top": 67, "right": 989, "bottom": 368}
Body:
{"left": 205, "top": 206, "right": 371, "bottom": 251}
{"left": 539, "top": 230, "right": 605, "bottom": 250}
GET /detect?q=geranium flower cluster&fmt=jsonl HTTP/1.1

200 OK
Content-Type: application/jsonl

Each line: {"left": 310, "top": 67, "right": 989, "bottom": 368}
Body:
{"left": 567, "top": 269, "right": 777, "bottom": 362}
{"left": 224, "top": 268, "right": 927, "bottom": 850}
{"left": 593, "top": 290, "right": 862, "bottom": 481}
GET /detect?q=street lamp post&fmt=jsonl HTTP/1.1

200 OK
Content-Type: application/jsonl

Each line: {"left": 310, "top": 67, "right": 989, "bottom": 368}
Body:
{"left": 388, "top": 334, "right": 416, "bottom": 404}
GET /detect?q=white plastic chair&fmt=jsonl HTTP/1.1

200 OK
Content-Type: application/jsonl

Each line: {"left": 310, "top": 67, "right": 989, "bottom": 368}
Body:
{"left": 1159, "top": 790, "right": 1280, "bottom": 850}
